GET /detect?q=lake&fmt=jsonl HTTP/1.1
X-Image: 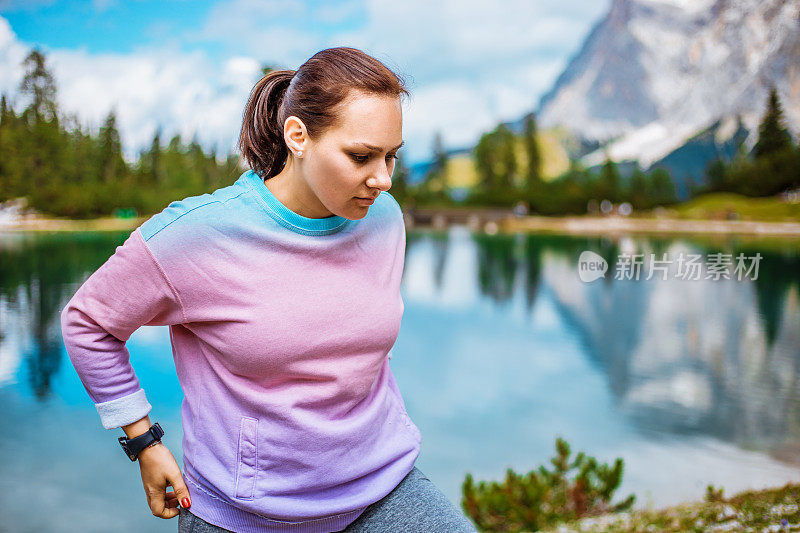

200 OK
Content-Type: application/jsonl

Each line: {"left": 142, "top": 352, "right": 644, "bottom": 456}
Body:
{"left": 1, "top": 227, "right": 799, "bottom": 532}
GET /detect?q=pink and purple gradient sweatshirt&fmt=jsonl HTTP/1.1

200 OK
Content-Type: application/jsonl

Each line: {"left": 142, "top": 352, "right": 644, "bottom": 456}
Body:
{"left": 60, "top": 169, "right": 421, "bottom": 533}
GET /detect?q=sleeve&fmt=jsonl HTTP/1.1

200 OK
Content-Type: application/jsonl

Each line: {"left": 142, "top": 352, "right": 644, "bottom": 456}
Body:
{"left": 60, "top": 227, "right": 188, "bottom": 430}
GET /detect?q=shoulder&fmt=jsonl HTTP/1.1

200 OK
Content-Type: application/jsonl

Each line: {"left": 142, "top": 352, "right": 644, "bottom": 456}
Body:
{"left": 139, "top": 180, "right": 249, "bottom": 242}
{"left": 379, "top": 190, "right": 402, "bottom": 216}
{"left": 373, "top": 190, "right": 404, "bottom": 228}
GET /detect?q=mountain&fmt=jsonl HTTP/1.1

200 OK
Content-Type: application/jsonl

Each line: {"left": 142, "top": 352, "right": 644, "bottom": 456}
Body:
{"left": 650, "top": 116, "right": 750, "bottom": 197}
{"left": 536, "top": 0, "right": 800, "bottom": 177}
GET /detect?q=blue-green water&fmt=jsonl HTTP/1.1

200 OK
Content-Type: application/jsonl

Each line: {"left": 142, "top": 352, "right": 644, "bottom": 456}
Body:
{"left": 1, "top": 227, "right": 800, "bottom": 532}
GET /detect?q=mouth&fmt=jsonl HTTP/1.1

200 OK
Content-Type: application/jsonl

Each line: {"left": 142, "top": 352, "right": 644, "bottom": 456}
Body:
{"left": 355, "top": 196, "right": 377, "bottom": 205}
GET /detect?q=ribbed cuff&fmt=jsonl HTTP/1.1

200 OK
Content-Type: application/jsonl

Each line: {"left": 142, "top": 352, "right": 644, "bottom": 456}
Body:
{"left": 95, "top": 388, "right": 152, "bottom": 429}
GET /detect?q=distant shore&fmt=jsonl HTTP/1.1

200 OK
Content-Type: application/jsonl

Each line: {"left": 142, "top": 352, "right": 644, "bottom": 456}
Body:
{"left": 3, "top": 211, "right": 800, "bottom": 237}
{"left": 498, "top": 214, "right": 800, "bottom": 237}
{"left": 0, "top": 215, "right": 148, "bottom": 233}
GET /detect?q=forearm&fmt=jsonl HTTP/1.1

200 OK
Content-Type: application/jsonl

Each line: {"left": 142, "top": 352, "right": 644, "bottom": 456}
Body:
{"left": 123, "top": 415, "right": 153, "bottom": 438}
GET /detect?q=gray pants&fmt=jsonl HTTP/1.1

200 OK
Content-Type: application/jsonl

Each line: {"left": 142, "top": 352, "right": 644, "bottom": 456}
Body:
{"left": 178, "top": 466, "right": 478, "bottom": 532}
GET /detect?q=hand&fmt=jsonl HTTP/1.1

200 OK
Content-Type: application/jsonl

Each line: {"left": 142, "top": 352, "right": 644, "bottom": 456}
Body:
{"left": 137, "top": 441, "right": 192, "bottom": 519}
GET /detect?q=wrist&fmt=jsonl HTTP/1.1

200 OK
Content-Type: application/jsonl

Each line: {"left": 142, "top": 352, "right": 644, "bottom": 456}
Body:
{"left": 137, "top": 440, "right": 164, "bottom": 460}
{"left": 122, "top": 416, "right": 153, "bottom": 439}
{"left": 119, "top": 422, "right": 164, "bottom": 461}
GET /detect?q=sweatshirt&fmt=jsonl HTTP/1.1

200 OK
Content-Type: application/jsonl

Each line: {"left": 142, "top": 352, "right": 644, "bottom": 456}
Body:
{"left": 60, "top": 169, "right": 421, "bottom": 533}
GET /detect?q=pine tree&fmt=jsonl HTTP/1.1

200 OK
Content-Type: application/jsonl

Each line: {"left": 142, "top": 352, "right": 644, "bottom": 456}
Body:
{"left": 496, "top": 124, "right": 517, "bottom": 189}
{"left": 628, "top": 168, "right": 648, "bottom": 209}
{"left": 98, "top": 109, "right": 125, "bottom": 184}
{"left": 19, "top": 48, "right": 58, "bottom": 125}
{"left": 390, "top": 153, "right": 410, "bottom": 204}
{"left": 598, "top": 159, "right": 621, "bottom": 203}
{"left": 705, "top": 157, "right": 728, "bottom": 192}
{"left": 753, "top": 87, "right": 792, "bottom": 159}
{"left": 149, "top": 127, "right": 162, "bottom": 185}
{"left": 0, "top": 94, "right": 9, "bottom": 200}
{"left": 423, "top": 131, "right": 449, "bottom": 200}
{"left": 649, "top": 168, "right": 677, "bottom": 204}
{"left": 17, "top": 48, "right": 65, "bottom": 200}
{"left": 433, "top": 131, "right": 448, "bottom": 193}
{"left": 474, "top": 130, "right": 497, "bottom": 192}
{"left": 523, "top": 112, "right": 541, "bottom": 191}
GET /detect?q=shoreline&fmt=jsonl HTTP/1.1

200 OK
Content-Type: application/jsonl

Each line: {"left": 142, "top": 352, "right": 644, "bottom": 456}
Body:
{"left": 0, "top": 215, "right": 148, "bottom": 233}
{"left": 2, "top": 212, "right": 800, "bottom": 237}
{"left": 498, "top": 214, "right": 800, "bottom": 237}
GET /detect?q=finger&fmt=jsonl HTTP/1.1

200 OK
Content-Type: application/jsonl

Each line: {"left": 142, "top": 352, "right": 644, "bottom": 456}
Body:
{"left": 165, "top": 490, "right": 179, "bottom": 507}
{"left": 147, "top": 487, "right": 174, "bottom": 520}
{"left": 170, "top": 472, "right": 193, "bottom": 511}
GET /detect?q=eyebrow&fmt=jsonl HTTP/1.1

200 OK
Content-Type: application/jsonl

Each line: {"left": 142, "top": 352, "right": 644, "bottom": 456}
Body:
{"left": 353, "top": 141, "right": 405, "bottom": 152}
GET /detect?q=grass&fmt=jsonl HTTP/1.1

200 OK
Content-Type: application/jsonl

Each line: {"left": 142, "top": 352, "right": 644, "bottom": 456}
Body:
{"left": 637, "top": 192, "right": 800, "bottom": 223}
{"left": 536, "top": 482, "right": 800, "bottom": 532}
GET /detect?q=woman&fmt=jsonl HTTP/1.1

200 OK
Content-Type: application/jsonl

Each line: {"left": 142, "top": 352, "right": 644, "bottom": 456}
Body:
{"left": 60, "top": 47, "right": 477, "bottom": 533}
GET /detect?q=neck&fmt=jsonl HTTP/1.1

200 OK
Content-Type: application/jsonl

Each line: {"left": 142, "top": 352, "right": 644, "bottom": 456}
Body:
{"left": 264, "top": 159, "right": 334, "bottom": 219}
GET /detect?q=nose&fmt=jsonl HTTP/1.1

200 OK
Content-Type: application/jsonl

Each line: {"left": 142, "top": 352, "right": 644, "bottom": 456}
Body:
{"left": 366, "top": 161, "right": 393, "bottom": 193}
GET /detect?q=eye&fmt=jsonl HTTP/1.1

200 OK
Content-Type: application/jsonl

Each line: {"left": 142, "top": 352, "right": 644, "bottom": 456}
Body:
{"left": 387, "top": 154, "right": 399, "bottom": 161}
{"left": 350, "top": 153, "right": 369, "bottom": 164}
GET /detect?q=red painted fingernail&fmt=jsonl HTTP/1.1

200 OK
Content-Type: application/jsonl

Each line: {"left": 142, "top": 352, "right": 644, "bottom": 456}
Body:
{"left": 181, "top": 498, "right": 191, "bottom": 508}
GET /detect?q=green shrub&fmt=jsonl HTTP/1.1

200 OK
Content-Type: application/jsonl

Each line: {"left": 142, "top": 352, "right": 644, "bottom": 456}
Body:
{"left": 461, "top": 436, "right": 636, "bottom": 532}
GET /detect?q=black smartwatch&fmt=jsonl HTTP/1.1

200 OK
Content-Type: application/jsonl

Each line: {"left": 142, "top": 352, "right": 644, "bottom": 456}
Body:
{"left": 119, "top": 422, "right": 164, "bottom": 461}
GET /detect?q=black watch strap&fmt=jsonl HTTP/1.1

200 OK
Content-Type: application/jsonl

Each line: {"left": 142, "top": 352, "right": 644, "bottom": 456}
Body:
{"left": 119, "top": 422, "right": 164, "bottom": 461}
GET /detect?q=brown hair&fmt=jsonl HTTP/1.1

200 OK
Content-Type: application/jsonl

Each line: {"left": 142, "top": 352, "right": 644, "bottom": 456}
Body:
{"left": 238, "top": 47, "right": 409, "bottom": 180}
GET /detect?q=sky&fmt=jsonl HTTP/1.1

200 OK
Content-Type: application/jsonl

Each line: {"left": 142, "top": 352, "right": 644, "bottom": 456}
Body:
{"left": 0, "top": 0, "right": 610, "bottom": 164}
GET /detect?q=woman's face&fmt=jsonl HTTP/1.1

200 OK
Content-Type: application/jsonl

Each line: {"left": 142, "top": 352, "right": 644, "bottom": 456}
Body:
{"left": 288, "top": 90, "right": 404, "bottom": 220}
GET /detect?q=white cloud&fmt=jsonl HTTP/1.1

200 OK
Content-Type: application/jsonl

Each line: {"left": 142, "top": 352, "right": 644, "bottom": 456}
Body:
{"left": 314, "top": 0, "right": 607, "bottom": 159}
{"left": 175, "top": 0, "right": 611, "bottom": 160}
{"left": 0, "top": 0, "right": 609, "bottom": 164}
{"left": 184, "top": 0, "right": 315, "bottom": 66}
{"left": 1, "top": 18, "right": 261, "bottom": 162}
{"left": 52, "top": 44, "right": 260, "bottom": 161}
{"left": 0, "top": 17, "right": 28, "bottom": 102}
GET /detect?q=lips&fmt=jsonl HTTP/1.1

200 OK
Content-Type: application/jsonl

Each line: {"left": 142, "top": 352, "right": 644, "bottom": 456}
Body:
{"left": 355, "top": 196, "right": 376, "bottom": 205}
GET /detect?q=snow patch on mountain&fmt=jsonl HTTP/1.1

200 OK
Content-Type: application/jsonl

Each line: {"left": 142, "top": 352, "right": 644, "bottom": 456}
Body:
{"left": 536, "top": 0, "right": 800, "bottom": 168}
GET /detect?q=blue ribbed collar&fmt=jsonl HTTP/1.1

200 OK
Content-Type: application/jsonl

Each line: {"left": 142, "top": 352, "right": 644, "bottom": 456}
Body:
{"left": 242, "top": 170, "right": 350, "bottom": 236}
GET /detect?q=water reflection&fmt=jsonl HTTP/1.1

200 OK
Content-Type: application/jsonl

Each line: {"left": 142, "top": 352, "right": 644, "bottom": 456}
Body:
{"left": 402, "top": 230, "right": 800, "bottom": 461}
{"left": 1, "top": 227, "right": 799, "bottom": 528}
{"left": 0, "top": 232, "right": 130, "bottom": 396}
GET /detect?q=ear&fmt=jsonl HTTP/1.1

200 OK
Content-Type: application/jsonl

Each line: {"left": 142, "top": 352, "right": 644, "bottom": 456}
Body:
{"left": 283, "top": 116, "right": 308, "bottom": 155}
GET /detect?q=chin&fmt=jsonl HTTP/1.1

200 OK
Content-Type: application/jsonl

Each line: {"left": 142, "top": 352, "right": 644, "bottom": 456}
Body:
{"left": 343, "top": 207, "right": 370, "bottom": 220}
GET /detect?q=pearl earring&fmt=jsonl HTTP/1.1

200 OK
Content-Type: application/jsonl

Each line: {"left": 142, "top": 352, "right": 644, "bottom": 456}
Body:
{"left": 297, "top": 150, "right": 303, "bottom": 157}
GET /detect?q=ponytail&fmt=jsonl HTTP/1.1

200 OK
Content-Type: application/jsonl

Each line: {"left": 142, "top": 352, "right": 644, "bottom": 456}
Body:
{"left": 238, "top": 69, "right": 295, "bottom": 180}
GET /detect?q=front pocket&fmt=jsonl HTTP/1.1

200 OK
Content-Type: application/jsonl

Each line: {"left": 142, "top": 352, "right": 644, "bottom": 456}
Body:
{"left": 234, "top": 416, "right": 258, "bottom": 500}
{"left": 389, "top": 387, "right": 422, "bottom": 444}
